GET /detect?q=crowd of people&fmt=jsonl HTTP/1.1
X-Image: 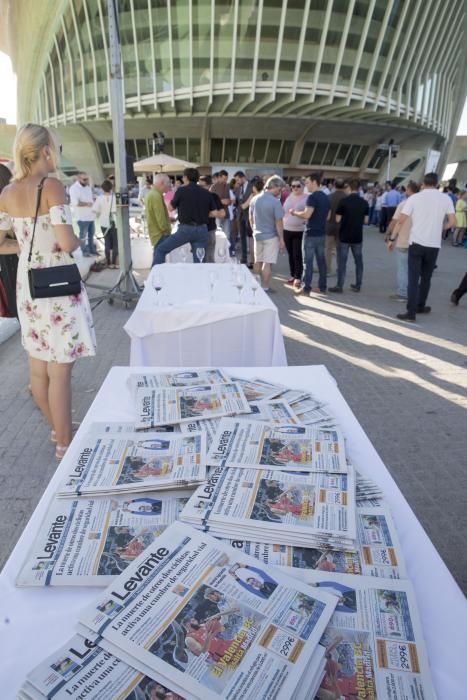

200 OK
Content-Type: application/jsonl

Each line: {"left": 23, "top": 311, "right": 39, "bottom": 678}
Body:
{"left": 0, "top": 123, "right": 466, "bottom": 463}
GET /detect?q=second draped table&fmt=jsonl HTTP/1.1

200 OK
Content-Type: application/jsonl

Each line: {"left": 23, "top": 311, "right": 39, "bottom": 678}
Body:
{"left": 124, "top": 263, "right": 288, "bottom": 366}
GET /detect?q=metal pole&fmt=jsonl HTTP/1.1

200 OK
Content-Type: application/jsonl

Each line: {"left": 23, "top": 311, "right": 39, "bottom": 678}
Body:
{"left": 386, "top": 144, "right": 392, "bottom": 182}
{"left": 107, "top": 0, "right": 137, "bottom": 297}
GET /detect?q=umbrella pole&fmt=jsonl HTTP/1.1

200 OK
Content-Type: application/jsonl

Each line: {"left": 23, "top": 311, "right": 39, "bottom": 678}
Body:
{"left": 89, "top": 0, "right": 140, "bottom": 307}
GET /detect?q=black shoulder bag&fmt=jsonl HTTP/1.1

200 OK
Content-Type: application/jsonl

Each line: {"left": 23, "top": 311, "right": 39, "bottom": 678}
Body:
{"left": 28, "top": 179, "right": 82, "bottom": 299}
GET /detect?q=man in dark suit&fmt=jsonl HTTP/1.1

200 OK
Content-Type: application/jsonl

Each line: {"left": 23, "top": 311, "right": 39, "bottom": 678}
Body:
{"left": 234, "top": 171, "right": 254, "bottom": 264}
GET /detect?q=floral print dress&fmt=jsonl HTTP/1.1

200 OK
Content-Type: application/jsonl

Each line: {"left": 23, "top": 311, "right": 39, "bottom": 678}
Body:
{"left": 0, "top": 205, "right": 96, "bottom": 363}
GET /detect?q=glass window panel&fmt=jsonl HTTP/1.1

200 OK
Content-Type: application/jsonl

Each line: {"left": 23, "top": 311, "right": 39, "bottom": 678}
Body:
{"left": 188, "top": 139, "right": 201, "bottom": 162}
{"left": 252, "top": 139, "right": 267, "bottom": 162}
{"left": 238, "top": 139, "right": 253, "bottom": 163}
{"left": 135, "top": 139, "right": 149, "bottom": 159}
{"left": 280, "top": 141, "right": 294, "bottom": 164}
{"left": 300, "top": 142, "right": 316, "bottom": 164}
{"left": 107, "top": 142, "right": 114, "bottom": 163}
{"left": 322, "top": 143, "right": 340, "bottom": 165}
{"left": 335, "top": 144, "right": 351, "bottom": 166}
{"left": 210, "top": 139, "right": 223, "bottom": 162}
{"left": 224, "top": 139, "right": 238, "bottom": 162}
{"left": 266, "top": 140, "right": 282, "bottom": 162}
{"left": 312, "top": 143, "right": 327, "bottom": 164}
{"left": 345, "top": 145, "right": 361, "bottom": 167}
{"left": 174, "top": 139, "right": 187, "bottom": 158}
{"left": 355, "top": 146, "right": 369, "bottom": 168}
{"left": 98, "top": 142, "right": 109, "bottom": 164}
{"left": 125, "top": 140, "right": 137, "bottom": 159}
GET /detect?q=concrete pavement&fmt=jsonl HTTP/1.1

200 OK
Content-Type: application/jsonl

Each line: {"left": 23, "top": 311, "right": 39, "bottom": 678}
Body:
{"left": 0, "top": 227, "right": 466, "bottom": 592}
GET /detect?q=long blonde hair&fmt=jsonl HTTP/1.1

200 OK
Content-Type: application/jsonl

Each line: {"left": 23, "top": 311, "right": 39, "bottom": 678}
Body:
{"left": 13, "top": 123, "right": 59, "bottom": 181}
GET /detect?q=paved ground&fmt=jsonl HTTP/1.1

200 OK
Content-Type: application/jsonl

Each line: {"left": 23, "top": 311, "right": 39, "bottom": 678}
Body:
{"left": 1, "top": 228, "right": 466, "bottom": 593}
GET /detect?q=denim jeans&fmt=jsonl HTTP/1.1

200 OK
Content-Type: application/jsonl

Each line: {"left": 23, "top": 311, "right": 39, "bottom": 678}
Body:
{"left": 303, "top": 235, "right": 326, "bottom": 291}
{"left": 396, "top": 248, "right": 408, "bottom": 297}
{"left": 337, "top": 242, "right": 363, "bottom": 289}
{"left": 153, "top": 224, "right": 209, "bottom": 264}
{"left": 151, "top": 235, "right": 170, "bottom": 267}
{"left": 78, "top": 220, "right": 96, "bottom": 254}
{"left": 407, "top": 243, "right": 438, "bottom": 316}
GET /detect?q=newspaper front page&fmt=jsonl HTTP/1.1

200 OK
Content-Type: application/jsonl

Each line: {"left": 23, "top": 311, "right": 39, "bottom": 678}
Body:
{"left": 78, "top": 521, "right": 338, "bottom": 700}
{"left": 20, "top": 634, "right": 184, "bottom": 700}
{"left": 207, "top": 419, "right": 347, "bottom": 473}
{"left": 298, "top": 571, "right": 437, "bottom": 700}
{"left": 247, "top": 400, "right": 299, "bottom": 424}
{"left": 57, "top": 432, "right": 206, "bottom": 497}
{"left": 180, "top": 465, "right": 356, "bottom": 549}
{"left": 180, "top": 419, "right": 221, "bottom": 451}
{"left": 16, "top": 492, "right": 191, "bottom": 587}
{"left": 227, "top": 377, "right": 287, "bottom": 402}
{"left": 222, "top": 505, "right": 405, "bottom": 579}
{"left": 135, "top": 384, "right": 250, "bottom": 429}
{"left": 129, "top": 370, "right": 232, "bottom": 394}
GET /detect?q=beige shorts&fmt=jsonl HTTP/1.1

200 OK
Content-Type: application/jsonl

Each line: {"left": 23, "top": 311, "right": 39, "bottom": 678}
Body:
{"left": 254, "top": 236, "right": 279, "bottom": 264}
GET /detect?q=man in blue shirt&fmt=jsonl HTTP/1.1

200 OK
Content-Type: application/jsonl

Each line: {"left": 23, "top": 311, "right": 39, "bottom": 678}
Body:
{"left": 290, "top": 172, "right": 330, "bottom": 294}
{"left": 249, "top": 176, "right": 285, "bottom": 291}
{"left": 383, "top": 182, "right": 402, "bottom": 229}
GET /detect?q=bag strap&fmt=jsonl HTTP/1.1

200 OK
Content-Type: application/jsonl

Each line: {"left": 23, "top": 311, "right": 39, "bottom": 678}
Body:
{"left": 27, "top": 177, "right": 47, "bottom": 264}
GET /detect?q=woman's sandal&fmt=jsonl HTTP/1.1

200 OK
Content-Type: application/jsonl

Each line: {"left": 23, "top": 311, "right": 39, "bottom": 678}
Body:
{"left": 51, "top": 422, "right": 80, "bottom": 444}
{"left": 55, "top": 445, "right": 68, "bottom": 460}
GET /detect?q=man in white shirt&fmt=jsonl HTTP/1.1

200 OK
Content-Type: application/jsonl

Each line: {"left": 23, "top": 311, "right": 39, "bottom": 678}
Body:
{"left": 394, "top": 172, "right": 456, "bottom": 321}
{"left": 69, "top": 172, "right": 96, "bottom": 256}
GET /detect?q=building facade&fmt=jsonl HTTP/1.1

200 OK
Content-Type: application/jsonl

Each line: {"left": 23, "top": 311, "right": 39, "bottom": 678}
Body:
{"left": 1, "top": 0, "right": 466, "bottom": 183}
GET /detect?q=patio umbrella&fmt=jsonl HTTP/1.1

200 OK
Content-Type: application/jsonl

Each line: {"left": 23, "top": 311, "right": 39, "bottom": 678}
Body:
{"left": 133, "top": 153, "right": 198, "bottom": 174}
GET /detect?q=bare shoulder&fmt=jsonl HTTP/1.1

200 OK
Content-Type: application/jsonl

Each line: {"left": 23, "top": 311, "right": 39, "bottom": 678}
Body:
{"left": 0, "top": 182, "right": 16, "bottom": 211}
{"left": 43, "top": 177, "right": 66, "bottom": 206}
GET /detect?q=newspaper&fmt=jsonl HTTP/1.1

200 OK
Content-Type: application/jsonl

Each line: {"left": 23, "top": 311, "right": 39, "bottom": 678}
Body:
{"left": 135, "top": 383, "right": 250, "bottom": 429}
{"left": 87, "top": 421, "right": 180, "bottom": 434}
{"left": 207, "top": 419, "right": 347, "bottom": 473}
{"left": 247, "top": 400, "right": 299, "bottom": 424}
{"left": 56, "top": 432, "right": 206, "bottom": 497}
{"left": 78, "top": 521, "right": 338, "bottom": 700}
{"left": 20, "top": 633, "right": 184, "bottom": 700}
{"left": 129, "top": 369, "right": 231, "bottom": 394}
{"left": 297, "top": 571, "right": 437, "bottom": 700}
{"left": 180, "top": 465, "right": 356, "bottom": 550}
{"left": 180, "top": 418, "right": 221, "bottom": 451}
{"left": 228, "top": 377, "right": 287, "bottom": 402}
{"left": 288, "top": 393, "right": 335, "bottom": 426}
{"left": 16, "top": 491, "right": 191, "bottom": 587}
{"left": 222, "top": 505, "right": 405, "bottom": 579}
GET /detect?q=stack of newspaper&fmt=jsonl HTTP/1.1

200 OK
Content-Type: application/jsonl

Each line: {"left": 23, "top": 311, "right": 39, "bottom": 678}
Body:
{"left": 291, "top": 569, "right": 437, "bottom": 699}
{"left": 74, "top": 521, "right": 338, "bottom": 700}
{"left": 18, "top": 633, "right": 184, "bottom": 700}
{"left": 180, "top": 464, "right": 357, "bottom": 551}
{"left": 55, "top": 431, "right": 206, "bottom": 497}
{"left": 220, "top": 505, "right": 406, "bottom": 580}
{"left": 15, "top": 490, "right": 192, "bottom": 587}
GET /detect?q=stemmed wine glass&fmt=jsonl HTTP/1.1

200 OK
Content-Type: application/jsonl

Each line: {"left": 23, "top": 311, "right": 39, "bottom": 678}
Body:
{"left": 153, "top": 270, "right": 164, "bottom": 307}
{"left": 234, "top": 269, "right": 245, "bottom": 303}
{"left": 250, "top": 274, "right": 260, "bottom": 305}
{"left": 196, "top": 247, "right": 205, "bottom": 263}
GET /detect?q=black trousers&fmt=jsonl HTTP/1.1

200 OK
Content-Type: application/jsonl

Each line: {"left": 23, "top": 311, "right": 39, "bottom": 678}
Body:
{"left": 0, "top": 254, "right": 18, "bottom": 317}
{"left": 380, "top": 208, "right": 388, "bottom": 232}
{"left": 453, "top": 272, "right": 467, "bottom": 302}
{"left": 284, "top": 229, "right": 303, "bottom": 279}
{"left": 103, "top": 225, "right": 118, "bottom": 265}
{"left": 407, "top": 243, "right": 439, "bottom": 316}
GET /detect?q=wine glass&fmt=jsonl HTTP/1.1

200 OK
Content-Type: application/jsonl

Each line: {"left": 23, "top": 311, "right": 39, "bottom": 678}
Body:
{"left": 153, "top": 271, "right": 164, "bottom": 307}
{"left": 196, "top": 247, "right": 205, "bottom": 263}
{"left": 250, "top": 274, "right": 260, "bottom": 305}
{"left": 234, "top": 269, "right": 244, "bottom": 303}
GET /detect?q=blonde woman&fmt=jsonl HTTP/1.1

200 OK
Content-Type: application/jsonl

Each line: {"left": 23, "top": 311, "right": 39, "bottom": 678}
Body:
{"left": 0, "top": 123, "right": 96, "bottom": 459}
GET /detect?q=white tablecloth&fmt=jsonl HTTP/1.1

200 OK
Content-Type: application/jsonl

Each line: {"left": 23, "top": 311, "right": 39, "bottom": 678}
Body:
{"left": 1, "top": 366, "right": 466, "bottom": 699}
{"left": 167, "top": 229, "right": 230, "bottom": 263}
{"left": 124, "top": 263, "right": 287, "bottom": 366}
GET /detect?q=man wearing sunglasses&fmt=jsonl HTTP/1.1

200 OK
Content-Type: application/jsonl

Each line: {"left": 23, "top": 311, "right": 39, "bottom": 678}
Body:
{"left": 69, "top": 172, "right": 96, "bottom": 257}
